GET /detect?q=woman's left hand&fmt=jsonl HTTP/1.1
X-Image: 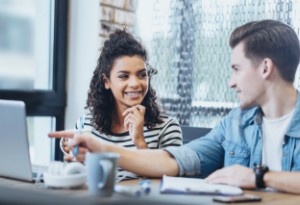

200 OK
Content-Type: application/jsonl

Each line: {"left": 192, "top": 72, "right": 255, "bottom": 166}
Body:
{"left": 123, "top": 105, "right": 148, "bottom": 148}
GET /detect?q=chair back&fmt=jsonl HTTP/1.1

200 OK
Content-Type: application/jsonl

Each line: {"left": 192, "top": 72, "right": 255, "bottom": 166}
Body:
{"left": 181, "top": 126, "right": 211, "bottom": 144}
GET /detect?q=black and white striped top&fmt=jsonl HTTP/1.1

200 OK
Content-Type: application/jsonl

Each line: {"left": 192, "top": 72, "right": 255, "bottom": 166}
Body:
{"left": 78, "top": 114, "right": 183, "bottom": 181}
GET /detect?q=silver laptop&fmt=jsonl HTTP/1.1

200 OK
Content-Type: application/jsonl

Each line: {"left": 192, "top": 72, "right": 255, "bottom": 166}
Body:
{"left": 0, "top": 99, "right": 44, "bottom": 182}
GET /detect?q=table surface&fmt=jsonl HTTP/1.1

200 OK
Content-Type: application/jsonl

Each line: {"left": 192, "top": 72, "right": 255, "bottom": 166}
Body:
{"left": 0, "top": 176, "right": 300, "bottom": 205}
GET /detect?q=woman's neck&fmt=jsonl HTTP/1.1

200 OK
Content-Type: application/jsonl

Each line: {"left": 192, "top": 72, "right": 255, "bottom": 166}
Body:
{"left": 110, "top": 106, "right": 128, "bottom": 134}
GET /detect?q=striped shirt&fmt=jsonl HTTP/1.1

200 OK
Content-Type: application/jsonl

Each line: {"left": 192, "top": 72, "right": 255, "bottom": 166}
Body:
{"left": 77, "top": 114, "right": 183, "bottom": 181}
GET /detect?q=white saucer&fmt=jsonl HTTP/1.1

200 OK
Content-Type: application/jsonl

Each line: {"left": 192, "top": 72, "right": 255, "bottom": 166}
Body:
{"left": 43, "top": 172, "right": 86, "bottom": 188}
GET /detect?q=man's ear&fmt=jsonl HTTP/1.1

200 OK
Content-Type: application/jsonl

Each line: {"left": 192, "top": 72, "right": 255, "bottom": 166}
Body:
{"left": 102, "top": 74, "right": 110, "bottom": 89}
{"left": 261, "top": 58, "right": 274, "bottom": 79}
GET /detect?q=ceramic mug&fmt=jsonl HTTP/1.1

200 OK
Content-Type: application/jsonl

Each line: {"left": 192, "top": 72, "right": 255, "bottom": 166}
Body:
{"left": 86, "top": 152, "right": 120, "bottom": 197}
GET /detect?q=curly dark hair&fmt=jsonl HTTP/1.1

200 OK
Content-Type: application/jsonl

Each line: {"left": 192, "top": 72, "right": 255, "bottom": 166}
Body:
{"left": 86, "top": 29, "right": 163, "bottom": 135}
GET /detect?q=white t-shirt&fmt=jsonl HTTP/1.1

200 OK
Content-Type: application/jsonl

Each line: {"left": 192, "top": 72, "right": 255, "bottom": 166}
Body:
{"left": 262, "top": 109, "right": 294, "bottom": 171}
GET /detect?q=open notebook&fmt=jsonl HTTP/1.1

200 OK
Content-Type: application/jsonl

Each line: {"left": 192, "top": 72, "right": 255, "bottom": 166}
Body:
{"left": 160, "top": 175, "right": 243, "bottom": 196}
{"left": 0, "top": 99, "right": 46, "bottom": 182}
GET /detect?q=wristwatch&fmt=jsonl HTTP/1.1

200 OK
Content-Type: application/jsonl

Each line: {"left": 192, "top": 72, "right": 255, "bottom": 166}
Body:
{"left": 254, "top": 164, "right": 269, "bottom": 189}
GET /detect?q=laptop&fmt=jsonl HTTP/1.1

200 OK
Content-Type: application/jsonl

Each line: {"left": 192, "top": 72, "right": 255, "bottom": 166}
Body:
{"left": 0, "top": 99, "right": 45, "bottom": 182}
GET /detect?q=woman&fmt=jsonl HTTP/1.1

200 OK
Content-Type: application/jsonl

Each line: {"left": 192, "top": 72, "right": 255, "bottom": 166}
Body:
{"left": 61, "top": 29, "right": 182, "bottom": 180}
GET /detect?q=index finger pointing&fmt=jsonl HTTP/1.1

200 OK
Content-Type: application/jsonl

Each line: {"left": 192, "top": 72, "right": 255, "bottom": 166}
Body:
{"left": 48, "top": 130, "right": 75, "bottom": 139}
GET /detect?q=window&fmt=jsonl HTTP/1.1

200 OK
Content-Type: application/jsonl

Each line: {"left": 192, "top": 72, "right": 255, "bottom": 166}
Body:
{"left": 0, "top": 0, "right": 67, "bottom": 164}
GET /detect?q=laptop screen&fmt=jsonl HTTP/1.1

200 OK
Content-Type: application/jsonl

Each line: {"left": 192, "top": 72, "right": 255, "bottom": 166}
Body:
{"left": 0, "top": 99, "right": 34, "bottom": 181}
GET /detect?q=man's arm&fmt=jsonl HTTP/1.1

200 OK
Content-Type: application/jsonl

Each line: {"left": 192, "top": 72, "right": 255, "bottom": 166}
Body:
{"left": 48, "top": 130, "right": 179, "bottom": 177}
{"left": 264, "top": 171, "right": 300, "bottom": 194}
{"left": 104, "top": 143, "right": 179, "bottom": 177}
{"left": 205, "top": 165, "right": 300, "bottom": 194}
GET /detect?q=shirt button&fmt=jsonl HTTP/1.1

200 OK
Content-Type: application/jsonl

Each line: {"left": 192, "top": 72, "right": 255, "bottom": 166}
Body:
{"left": 229, "top": 151, "right": 235, "bottom": 156}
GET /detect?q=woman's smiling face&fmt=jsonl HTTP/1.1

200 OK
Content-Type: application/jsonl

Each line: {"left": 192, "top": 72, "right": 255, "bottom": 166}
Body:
{"left": 103, "top": 55, "right": 149, "bottom": 110}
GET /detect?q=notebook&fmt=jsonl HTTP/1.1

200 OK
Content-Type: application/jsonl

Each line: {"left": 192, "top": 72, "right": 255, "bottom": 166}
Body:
{"left": 0, "top": 99, "right": 46, "bottom": 182}
{"left": 160, "top": 175, "right": 243, "bottom": 196}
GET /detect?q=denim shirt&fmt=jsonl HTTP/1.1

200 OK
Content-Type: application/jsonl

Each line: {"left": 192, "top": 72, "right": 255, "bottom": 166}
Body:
{"left": 165, "top": 93, "right": 300, "bottom": 178}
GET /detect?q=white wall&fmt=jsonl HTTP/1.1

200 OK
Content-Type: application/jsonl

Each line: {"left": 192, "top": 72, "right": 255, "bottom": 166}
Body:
{"left": 65, "top": 0, "right": 100, "bottom": 129}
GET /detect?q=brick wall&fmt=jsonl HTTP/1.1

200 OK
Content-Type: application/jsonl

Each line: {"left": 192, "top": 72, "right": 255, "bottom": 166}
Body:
{"left": 99, "top": 0, "right": 137, "bottom": 48}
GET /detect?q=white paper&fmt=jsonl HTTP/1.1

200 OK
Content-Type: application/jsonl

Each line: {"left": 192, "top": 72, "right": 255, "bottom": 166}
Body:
{"left": 160, "top": 175, "right": 243, "bottom": 196}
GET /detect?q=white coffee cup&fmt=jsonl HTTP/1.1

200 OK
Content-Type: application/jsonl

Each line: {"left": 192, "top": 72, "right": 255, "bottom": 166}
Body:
{"left": 86, "top": 152, "right": 119, "bottom": 197}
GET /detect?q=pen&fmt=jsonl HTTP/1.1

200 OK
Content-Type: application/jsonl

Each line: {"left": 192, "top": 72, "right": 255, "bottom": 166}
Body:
{"left": 139, "top": 180, "right": 151, "bottom": 194}
{"left": 73, "top": 116, "right": 84, "bottom": 157}
{"left": 114, "top": 185, "right": 142, "bottom": 197}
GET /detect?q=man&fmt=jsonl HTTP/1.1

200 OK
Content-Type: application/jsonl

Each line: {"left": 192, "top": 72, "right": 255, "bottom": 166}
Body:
{"left": 49, "top": 19, "right": 300, "bottom": 193}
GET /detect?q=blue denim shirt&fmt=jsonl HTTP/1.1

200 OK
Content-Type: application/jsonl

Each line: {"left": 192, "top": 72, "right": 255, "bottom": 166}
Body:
{"left": 165, "top": 93, "right": 300, "bottom": 178}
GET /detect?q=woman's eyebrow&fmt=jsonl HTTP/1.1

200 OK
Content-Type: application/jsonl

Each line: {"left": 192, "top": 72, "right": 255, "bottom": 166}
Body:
{"left": 116, "top": 70, "right": 129, "bottom": 73}
{"left": 137, "top": 68, "right": 147, "bottom": 72}
{"left": 116, "top": 68, "right": 146, "bottom": 73}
